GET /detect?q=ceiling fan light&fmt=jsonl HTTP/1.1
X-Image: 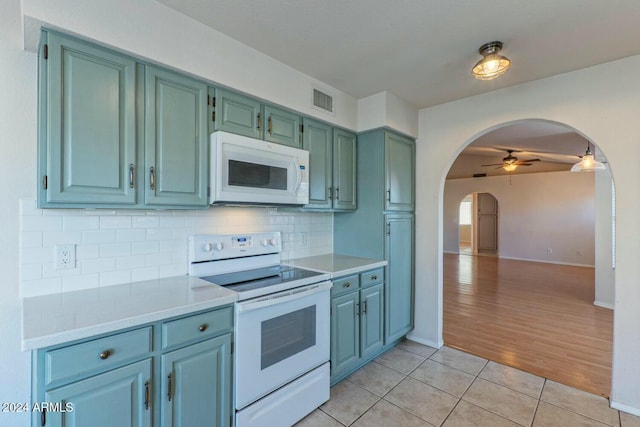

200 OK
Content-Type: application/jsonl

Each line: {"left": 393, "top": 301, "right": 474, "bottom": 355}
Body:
{"left": 502, "top": 163, "right": 518, "bottom": 172}
{"left": 472, "top": 41, "right": 511, "bottom": 80}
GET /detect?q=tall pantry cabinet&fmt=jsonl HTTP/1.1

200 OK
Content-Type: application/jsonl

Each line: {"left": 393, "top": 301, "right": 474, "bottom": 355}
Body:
{"left": 334, "top": 129, "right": 415, "bottom": 345}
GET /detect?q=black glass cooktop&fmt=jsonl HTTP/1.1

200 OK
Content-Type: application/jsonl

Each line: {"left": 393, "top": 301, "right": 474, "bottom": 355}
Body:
{"left": 200, "top": 265, "right": 323, "bottom": 294}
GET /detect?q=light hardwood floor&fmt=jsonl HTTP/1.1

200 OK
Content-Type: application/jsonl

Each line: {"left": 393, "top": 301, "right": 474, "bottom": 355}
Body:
{"left": 443, "top": 253, "right": 613, "bottom": 397}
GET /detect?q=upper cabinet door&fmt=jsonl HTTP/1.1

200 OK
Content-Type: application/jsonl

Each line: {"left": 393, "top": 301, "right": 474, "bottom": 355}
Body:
{"left": 41, "top": 31, "right": 137, "bottom": 206}
{"left": 302, "top": 118, "right": 333, "bottom": 209}
{"left": 385, "top": 132, "right": 415, "bottom": 211}
{"left": 144, "top": 66, "right": 208, "bottom": 207}
{"left": 213, "top": 88, "right": 261, "bottom": 139}
{"left": 263, "top": 105, "right": 301, "bottom": 148}
{"left": 333, "top": 129, "right": 357, "bottom": 211}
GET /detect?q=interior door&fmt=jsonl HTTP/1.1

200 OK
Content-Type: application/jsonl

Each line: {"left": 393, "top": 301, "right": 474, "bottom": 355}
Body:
{"left": 477, "top": 193, "right": 498, "bottom": 253}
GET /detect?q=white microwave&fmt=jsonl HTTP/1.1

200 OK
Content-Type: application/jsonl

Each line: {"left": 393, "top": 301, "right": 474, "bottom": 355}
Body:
{"left": 210, "top": 131, "right": 310, "bottom": 206}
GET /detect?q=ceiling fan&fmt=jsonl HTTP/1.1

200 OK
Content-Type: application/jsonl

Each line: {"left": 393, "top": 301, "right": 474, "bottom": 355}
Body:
{"left": 481, "top": 149, "right": 541, "bottom": 172}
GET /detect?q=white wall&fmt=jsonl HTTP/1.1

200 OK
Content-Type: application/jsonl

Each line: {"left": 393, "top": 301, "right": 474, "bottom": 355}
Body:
{"left": 413, "top": 56, "right": 640, "bottom": 413}
{"left": 595, "top": 169, "right": 615, "bottom": 309}
{"left": 444, "top": 171, "right": 595, "bottom": 266}
{"left": 357, "top": 91, "right": 418, "bottom": 137}
{"left": 0, "top": 0, "right": 355, "bottom": 422}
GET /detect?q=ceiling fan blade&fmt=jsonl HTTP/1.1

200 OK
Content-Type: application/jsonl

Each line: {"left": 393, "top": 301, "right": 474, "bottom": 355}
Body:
{"left": 514, "top": 159, "right": 540, "bottom": 165}
{"left": 481, "top": 163, "right": 505, "bottom": 167}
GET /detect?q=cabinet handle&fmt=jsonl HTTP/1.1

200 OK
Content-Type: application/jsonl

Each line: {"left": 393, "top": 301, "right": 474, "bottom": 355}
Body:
{"left": 257, "top": 112, "right": 262, "bottom": 131}
{"left": 386, "top": 189, "right": 391, "bottom": 201}
{"left": 99, "top": 349, "right": 112, "bottom": 360}
{"left": 328, "top": 187, "right": 333, "bottom": 201}
{"left": 362, "top": 300, "right": 367, "bottom": 314}
{"left": 150, "top": 166, "right": 155, "bottom": 190}
{"left": 371, "top": 275, "right": 378, "bottom": 280}
{"left": 198, "top": 323, "right": 208, "bottom": 332}
{"left": 355, "top": 303, "right": 360, "bottom": 316}
{"left": 129, "top": 164, "right": 135, "bottom": 189}
{"left": 267, "top": 115, "right": 272, "bottom": 135}
{"left": 167, "top": 374, "right": 173, "bottom": 401}
{"left": 41, "top": 407, "right": 46, "bottom": 426}
{"left": 386, "top": 223, "right": 391, "bottom": 235}
{"left": 145, "top": 380, "right": 150, "bottom": 410}
{"left": 344, "top": 282, "right": 350, "bottom": 288}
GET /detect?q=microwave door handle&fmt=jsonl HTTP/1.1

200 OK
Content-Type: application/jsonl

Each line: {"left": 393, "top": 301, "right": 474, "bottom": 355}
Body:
{"left": 236, "top": 281, "right": 332, "bottom": 313}
{"left": 294, "top": 158, "right": 303, "bottom": 191}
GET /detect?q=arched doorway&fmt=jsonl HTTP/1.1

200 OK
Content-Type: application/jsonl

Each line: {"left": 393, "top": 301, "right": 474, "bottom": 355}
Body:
{"left": 441, "top": 119, "right": 614, "bottom": 397}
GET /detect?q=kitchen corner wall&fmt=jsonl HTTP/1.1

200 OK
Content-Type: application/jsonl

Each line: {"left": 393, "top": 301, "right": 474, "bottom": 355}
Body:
{"left": 19, "top": 199, "right": 333, "bottom": 298}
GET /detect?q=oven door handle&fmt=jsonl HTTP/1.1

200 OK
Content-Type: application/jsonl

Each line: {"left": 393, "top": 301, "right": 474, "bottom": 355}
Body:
{"left": 236, "top": 281, "right": 332, "bottom": 313}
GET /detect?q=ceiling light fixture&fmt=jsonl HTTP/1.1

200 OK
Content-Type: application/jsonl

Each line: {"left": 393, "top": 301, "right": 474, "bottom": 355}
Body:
{"left": 472, "top": 41, "right": 511, "bottom": 80}
{"left": 570, "top": 142, "right": 606, "bottom": 172}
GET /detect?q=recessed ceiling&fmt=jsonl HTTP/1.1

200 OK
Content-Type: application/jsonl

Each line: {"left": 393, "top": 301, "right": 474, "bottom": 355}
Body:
{"left": 154, "top": 0, "right": 640, "bottom": 108}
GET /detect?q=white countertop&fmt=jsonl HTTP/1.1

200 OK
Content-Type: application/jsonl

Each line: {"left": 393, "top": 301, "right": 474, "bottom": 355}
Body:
{"left": 22, "top": 276, "right": 237, "bottom": 351}
{"left": 286, "top": 254, "right": 386, "bottom": 278}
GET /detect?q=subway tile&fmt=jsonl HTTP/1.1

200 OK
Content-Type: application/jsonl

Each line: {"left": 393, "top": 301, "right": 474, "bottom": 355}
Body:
{"left": 20, "top": 231, "right": 43, "bottom": 248}
{"left": 20, "top": 265, "right": 43, "bottom": 281}
{"left": 146, "top": 228, "right": 173, "bottom": 241}
{"left": 131, "top": 241, "right": 159, "bottom": 255}
{"left": 62, "top": 274, "right": 100, "bottom": 292}
{"left": 160, "top": 216, "right": 186, "bottom": 228}
{"left": 81, "top": 258, "right": 116, "bottom": 274}
{"left": 42, "top": 264, "right": 81, "bottom": 279}
{"left": 131, "top": 267, "right": 159, "bottom": 282}
{"left": 83, "top": 230, "right": 117, "bottom": 244}
{"left": 99, "top": 243, "right": 131, "bottom": 258}
{"left": 100, "top": 270, "right": 131, "bottom": 287}
{"left": 21, "top": 278, "right": 62, "bottom": 298}
{"left": 43, "top": 231, "right": 82, "bottom": 247}
{"left": 21, "top": 215, "right": 62, "bottom": 232}
{"left": 132, "top": 216, "right": 159, "bottom": 228}
{"left": 159, "top": 263, "right": 186, "bottom": 277}
{"left": 21, "top": 247, "right": 54, "bottom": 265}
{"left": 116, "top": 254, "right": 146, "bottom": 270}
{"left": 145, "top": 252, "right": 172, "bottom": 266}
{"left": 63, "top": 216, "right": 99, "bottom": 231}
{"left": 76, "top": 244, "right": 99, "bottom": 260}
{"left": 82, "top": 209, "right": 116, "bottom": 216}
{"left": 19, "top": 198, "right": 40, "bottom": 216}
{"left": 116, "top": 229, "right": 146, "bottom": 242}
{"left": 100, "top": 216, "right": 131, "bottom": 229}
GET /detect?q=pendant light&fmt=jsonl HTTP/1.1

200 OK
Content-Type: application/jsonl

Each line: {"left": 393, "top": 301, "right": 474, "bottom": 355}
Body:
{"left": 472, "top": 41, "right": 511, "bottom": 80}
{"left": 570, "top": 142, "right": 606, "bottom": 172}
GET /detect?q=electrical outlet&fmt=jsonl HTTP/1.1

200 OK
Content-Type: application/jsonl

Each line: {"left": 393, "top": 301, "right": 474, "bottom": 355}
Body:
{"left": 55, "top": 244, "right": 76, "bottom": 270}
{"left": 547, "top": 248, "right": 553, "bottom": 254}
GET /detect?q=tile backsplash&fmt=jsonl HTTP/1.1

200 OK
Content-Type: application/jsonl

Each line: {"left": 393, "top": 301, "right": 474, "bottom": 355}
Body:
{"left": 19, "top": 199, "right": 333, "bottom": 297}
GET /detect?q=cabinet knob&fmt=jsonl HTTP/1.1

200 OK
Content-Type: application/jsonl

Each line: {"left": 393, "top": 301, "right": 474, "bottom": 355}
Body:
{"left": 371, "top": 275, "right": 378, "bottom": 280}
{"left": 344, "top": 282, "right": 351, "bottom": 288}
{"left": 199, "top": 324, "right": 208, "bottom": 332}
{"left": 99, "top": 349, "right": 112, "bottom": 360}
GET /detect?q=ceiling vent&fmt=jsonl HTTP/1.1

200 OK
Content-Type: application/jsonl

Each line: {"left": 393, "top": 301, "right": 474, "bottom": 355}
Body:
{"left": 313, "top": 88, "right": 333, "bottom": 113}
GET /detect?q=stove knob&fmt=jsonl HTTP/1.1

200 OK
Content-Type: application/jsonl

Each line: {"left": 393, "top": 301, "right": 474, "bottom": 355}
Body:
{"left": 214, "top": 242, "right": 223, "bottom": 251}
{"left": 261, "top": 239, "right": 269, "bottom": 247}
{"left": 202, "top": 243, "right": 213, "bottom": 252}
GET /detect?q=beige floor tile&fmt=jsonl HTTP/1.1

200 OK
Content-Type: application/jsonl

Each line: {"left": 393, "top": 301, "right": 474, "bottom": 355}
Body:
{"left": 320, "top": 380, "right": 379, "bottom": 426}
{"left": 352, "top": 399, "right": 435, "bottom": 427}
{"left": 410, "top": 359, "right": 475, "bottom": 397}
{"left": 397, "top": 339, "right": 438, "bottom": 358}
{"left": 295, "top": 409, "right": 345, "bottom": 427}
{"left": 541, "top": 380, "right": 619, "bottom": 426}
{"left": 347, "top": 361, "right": 405, "bottom": 397}
{"left": 533, "top": 401, "right": 612, "bottom": 427}
{"left": 374, "top": 347, "right": 426, "bottom": 374}
{"left": 479, "top": 360, "right": 545, "bottom": 398}
{"left": 621, "top": 411, "right": 640, "bottom": 427}
{"left": 430, "top": 346, "right": 488, "bottom": 375}
{"left": 462, "top": 378, "right": 538, "bottom": 426}
{"left": 385, "top": 377, "right": 459, "bottom": 426}
{"left": 443, "top": 400, "right": 520, "bottom": 427}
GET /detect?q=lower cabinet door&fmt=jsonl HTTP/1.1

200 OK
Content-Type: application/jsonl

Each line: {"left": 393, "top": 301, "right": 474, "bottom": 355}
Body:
{"left": 360, "top": 283, "right": 384, "bottom": 359}
{"left": 330, "top": 292, "right": 360, "bottom": 376}
{"left": 161, "top": 334, "right": 232, "bottom": 427}
{"left": 44, "top": 359, "right": 152, "bottom": 427}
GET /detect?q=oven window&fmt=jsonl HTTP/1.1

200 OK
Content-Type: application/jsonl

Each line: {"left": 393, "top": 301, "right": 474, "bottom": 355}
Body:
{"left": 228, "top": 160, "right": 288, "bottom": 190}
{"left": 261, "top": 305, "right": 316, "bottom": 370}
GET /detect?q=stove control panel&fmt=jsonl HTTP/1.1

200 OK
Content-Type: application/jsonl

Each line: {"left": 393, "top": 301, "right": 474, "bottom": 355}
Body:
{"left": 189, "top": 232, "right": 281, "bottom": 263}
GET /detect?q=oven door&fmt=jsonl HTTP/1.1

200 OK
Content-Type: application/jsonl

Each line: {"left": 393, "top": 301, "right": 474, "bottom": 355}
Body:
{"left": 211, "top": 131, "right": 309, "bottom": 205}
{"left": 234, "top": 281, "right": 331, "bottom": 409}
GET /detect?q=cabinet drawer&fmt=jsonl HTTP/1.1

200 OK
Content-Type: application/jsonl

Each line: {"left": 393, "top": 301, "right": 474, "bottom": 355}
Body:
{"left": 360, "top": 268, "right": 384, "bottom": 288}
{"left": 45, "top": 327, "right": 152, "bottom": 385}
{"left": 162, "top": 306, "right": 233, "bottom": 349}
{"left": 331, "top": 275, "right": 359, "bottom": 297}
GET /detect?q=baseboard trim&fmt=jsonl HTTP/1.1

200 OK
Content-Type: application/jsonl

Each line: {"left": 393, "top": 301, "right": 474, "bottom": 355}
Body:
{"left": 499, "top": 255, "right": 594, "bottom": 268}
{"left": 406, "top": 333, "right": 443, "bottom": 349}
{"left": 593, "top": 300, "right": 614, "bottom": 310}
{"left": 610, "top": 400, "right": 640, "bottom": 417}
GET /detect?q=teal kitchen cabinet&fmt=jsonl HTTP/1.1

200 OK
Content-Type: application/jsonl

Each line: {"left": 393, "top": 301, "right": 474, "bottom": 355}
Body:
{"left": 144, "top": 66, "right": 208, "bottom": 207}
{"left": 32, "top": 306, "right": 233, "bottom": 427}
{"left": 38, "top": 30, "right": 209, "bottom": 209}
{"left": 161, "top": 335, "right": 231, "bottom": 427}
{"left": 385, "top": 132, "right": 415, "bottom": 211}
{"left": 38, "top": 30, "right": 138, "bottom": 207}
{"left": 385, "top": 213, "right": 415, "bottom": 343}
{"left": 44, "top": 359, "right": 153, "bottom": 427}
{"left": 303, "top": 118, "right": 357, "bottom": 211}
{"left": 334, "top": 128, "right": 415, "bottom": 347}
{"left": 263, "top": 105, "right": 301, "bottom": 148}
{"left": 330, "top": 269, "right": 384, "bottom": 384}
{"left": 211, "top": 88, "right": 262, "bottom": 139}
